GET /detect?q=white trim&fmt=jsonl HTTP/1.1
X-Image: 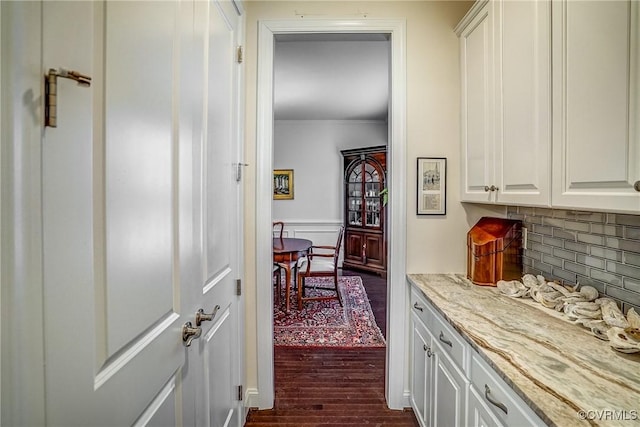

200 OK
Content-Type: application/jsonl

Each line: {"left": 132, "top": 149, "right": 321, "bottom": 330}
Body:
{"left": 255, "top": 18, "right": 407, "bottom": 410}
{"left": 271, "top": 219, "right": 342, "bottom": 226}
{"left": 0, "top": 2, "right": 47, "bottom": 425}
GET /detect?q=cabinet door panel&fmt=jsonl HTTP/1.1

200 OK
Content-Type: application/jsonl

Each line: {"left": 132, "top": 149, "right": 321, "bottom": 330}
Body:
{"left": 411, "top": 316, "right": 431, "bottom": 427}
{"left": 433, "top": 350, "right": 468, "bottom": 427}
{"left": 364, "top": 233, "right": 385, "bottom": 267}
{"left": 495, "top": 0, "right": 551, "bottom": 205}
{"left": 552, "top": 0, "right": 640, "bottom": 212}
{"left": 460, "top": 5, "right": 494, "bottom": 202}
{"left": 344, "top": 231, "right": 363, "bottom": 263}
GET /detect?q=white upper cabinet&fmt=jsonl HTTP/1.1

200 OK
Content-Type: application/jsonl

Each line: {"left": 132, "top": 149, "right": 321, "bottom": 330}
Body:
{"left": 458, "top": 0, "right": 552, "bottom": 206}
{"left": 494, "top": 0, "right": 551, "bottom": 206}
{"left": 458, "top": 1, "right": 494, "bottom": 203}
{"left": 552, "top": 0, "right": 640, "bottom": 213}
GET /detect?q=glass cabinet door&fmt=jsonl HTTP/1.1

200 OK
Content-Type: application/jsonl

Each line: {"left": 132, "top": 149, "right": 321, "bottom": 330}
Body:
{"left": 347, "top": 167, "right": 362, "bottom": 226}
{"left": 346, "top": 159, "right": 383, "bottom": 229}
{"left": 364, "top": 163, "right": 381, "bottom": 227}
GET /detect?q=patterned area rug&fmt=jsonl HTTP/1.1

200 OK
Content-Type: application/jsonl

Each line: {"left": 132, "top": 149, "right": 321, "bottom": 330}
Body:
{"left": 273, "top": 275, "right": 386, "bottom": 348}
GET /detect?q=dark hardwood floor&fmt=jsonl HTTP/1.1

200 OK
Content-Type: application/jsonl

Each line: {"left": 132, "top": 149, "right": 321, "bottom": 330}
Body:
{"left": 244, "top": 268, "right": 419, "bottom": 427}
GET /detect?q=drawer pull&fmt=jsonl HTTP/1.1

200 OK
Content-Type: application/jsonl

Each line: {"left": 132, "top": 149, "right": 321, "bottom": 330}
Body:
{"left": 413, "top": 302, "right": 424, "bottom": 312}
{"left": 484, "top": 384, "right": 508, "bottom": 415}
{"left": 439, "top": 331, "right": 452, "bottom": 347}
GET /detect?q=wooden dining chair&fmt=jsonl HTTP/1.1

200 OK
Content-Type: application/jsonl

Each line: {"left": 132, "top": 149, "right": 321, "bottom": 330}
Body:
{"left": 272, "top": 222, "right": 285, "bottom": 305}
{"left": 273, "top": 221, "right": 284, "bottom": 239}
{"left": 296, "top": 226, "right": 345, "bottom": 310}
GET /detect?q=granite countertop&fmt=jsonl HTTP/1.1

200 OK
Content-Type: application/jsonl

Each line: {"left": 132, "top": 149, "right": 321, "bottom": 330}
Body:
{"left": 407, "top": 273, "right": 640, "bottom": 427}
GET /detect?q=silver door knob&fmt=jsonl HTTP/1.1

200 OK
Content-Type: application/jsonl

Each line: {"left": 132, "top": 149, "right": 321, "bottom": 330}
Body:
{"left": 182, "top": 321, "right": 201, "bottom": 347}
{"left": 195, "top": 305, "right": 220, "bottom": 326}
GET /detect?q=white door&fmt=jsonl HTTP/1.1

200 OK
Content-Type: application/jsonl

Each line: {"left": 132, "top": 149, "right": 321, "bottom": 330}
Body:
{"left": 38, "top": 1, "right": 243, "bottom": 425}
{"left": 194, "top": 1, "right": 244, "bottom": 426}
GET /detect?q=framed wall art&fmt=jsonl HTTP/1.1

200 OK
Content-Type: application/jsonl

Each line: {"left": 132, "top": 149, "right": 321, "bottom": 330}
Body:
{"left": 417, "top": 157, "right": 446, "bottom": 215}
{"left": 273, "top": 169, "right": 294, "bottom": 200}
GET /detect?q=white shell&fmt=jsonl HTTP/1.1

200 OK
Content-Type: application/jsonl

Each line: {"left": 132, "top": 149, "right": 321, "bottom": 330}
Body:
{"left": 574, "top": 319, "right": 611, "bottom": 341}
{"left": 497, "top": 280, "right": 529, "bottom": 298}
{"left": 578, "top": 285, "right": 599, "bottom": 301}
{"left": 601, "top": 301, "right": 630, "bottom": 329}
{"left": 627, "top": 308, "right": 640, "bottom": 329}
{"left": 607, "top": 327, "right": 640, "bottom": 353}
{"left": 521, "top": 274, "right": 538, "bottom": 288}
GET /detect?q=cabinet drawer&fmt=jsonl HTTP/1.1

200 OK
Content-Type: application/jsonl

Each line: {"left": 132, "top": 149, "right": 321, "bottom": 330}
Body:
{"left": 432, "top": 309, "right": 469, "bottom": 374}
{"left": 410, "top": 287, "right": 433, "bottom": 330}
{"left": 470, "top": 353, "right": 545, "bottom": 427}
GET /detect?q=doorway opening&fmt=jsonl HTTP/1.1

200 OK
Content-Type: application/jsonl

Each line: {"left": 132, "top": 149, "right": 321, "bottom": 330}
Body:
{"left": 255, "top": 19, "right": 407, "bottom": 410}
{"left": 271, "top": 32, "right": 390, "bottom": 346}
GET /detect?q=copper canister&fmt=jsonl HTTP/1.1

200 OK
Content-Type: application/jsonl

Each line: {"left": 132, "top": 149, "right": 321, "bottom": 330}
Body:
{"left": 467, "top": 217, "right": 523, "bottom": 286}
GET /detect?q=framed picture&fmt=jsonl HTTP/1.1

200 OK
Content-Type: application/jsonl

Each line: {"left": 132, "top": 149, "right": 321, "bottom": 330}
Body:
{"left": 417, "top": 157, "right": 446, "bottom": 215}
{"left": 273, "top": 169, "right": 294, "bottom": 200}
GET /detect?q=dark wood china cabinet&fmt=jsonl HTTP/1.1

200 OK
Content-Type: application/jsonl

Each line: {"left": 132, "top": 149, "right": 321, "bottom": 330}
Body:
{"left": 341, "top": 146, "right": 387, "bottom": 277}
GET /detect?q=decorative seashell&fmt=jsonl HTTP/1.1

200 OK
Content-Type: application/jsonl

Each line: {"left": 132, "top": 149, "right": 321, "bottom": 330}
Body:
{"left": 596, "top": 297, "right": 618, "bottom": 307}
{"left": 497, "top": 280, "right": 528, "bottom": 298}
{"left": 562, "top": 292, "right": 588, "bottom": 304}
{"left": 572, "top": 301, "right": 601, "bottom": 312}
{"left": 574, "top": 307, "right": 602, "bottom": 319}
{"left": 564, "top": 302, "right": 602, "bottom": 320}
{"left": 578, "top": 285, "right": 599, "bottom": 301}
{"left": 537, "top": 292, "right": 564, "bottom": 309}
{"left": 607, "top": 327, "right": 640, "bottom": 353}
{"left": 522, "top": 274, "right": 538, "bottom": 288}
{"left": 601, "top": 302, "right": 630, "bottom": 329}
{"left": 547, "top": 282, "right": 572, "bottom": 296}
{"left": 624, "top": 327, "right": 640, "bottom": 341}
{"left": 536, "top": 275, "right": 547, "bottom": 286}
{"left": 627, "top": 308, "right": 640, "bottom": 329}
{"left": 576, "top": 319, "right": 611, "bottom": 341}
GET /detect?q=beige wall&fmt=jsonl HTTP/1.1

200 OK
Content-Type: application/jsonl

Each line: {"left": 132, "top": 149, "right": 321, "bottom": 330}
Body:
{"left": 242, "top": 0, "right": 505, "bottom": 395}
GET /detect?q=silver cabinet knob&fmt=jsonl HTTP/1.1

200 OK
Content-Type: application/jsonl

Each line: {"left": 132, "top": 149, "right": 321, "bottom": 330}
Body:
{"left": 634, "top": 181, "right": 640, "bottom": 192}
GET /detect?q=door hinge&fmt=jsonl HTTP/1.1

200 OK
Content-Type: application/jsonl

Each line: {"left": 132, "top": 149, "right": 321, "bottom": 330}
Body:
{"left": 235, "top": 162, "right": 248, "bottom": 182}
{"left": 236, "top": 279, "right": 242, "bottom": 296}
{"left": 236, "top": 45, "right": 243, "bottom": 64}
{"left": 237, "top": 385, "right": 243, "bottom": 401}
{"left": 44, "top": 68, "right": 92, "bottom": 128}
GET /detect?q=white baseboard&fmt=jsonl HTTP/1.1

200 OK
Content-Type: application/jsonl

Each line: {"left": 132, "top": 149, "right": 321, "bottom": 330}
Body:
{"left": 243, "top": 387, "right": 262, "bottom": 410}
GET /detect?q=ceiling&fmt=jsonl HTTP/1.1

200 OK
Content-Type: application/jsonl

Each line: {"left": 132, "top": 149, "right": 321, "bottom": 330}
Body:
{"left": 273, "top": 33, "right": 390, "bottom": 121}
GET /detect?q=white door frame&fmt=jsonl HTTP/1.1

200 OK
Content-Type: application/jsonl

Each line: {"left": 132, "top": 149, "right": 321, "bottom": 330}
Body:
{"left": 255, "top": 18, "right": 408, "bottom": 410}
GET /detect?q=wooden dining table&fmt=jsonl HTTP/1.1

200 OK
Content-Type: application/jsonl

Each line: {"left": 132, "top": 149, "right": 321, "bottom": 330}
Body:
{"left": 273, "top": 237, "right": 312, "bottom": 312}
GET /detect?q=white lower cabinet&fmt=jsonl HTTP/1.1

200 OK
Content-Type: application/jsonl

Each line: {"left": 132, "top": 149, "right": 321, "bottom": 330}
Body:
{"left": 410, "top": 285, "right": 546, "bottom": 427}
{"left": 411, "top": 317, "right": 431, "bottom": 425}
{"left": 411, "top": 311, "right": 468, "bottom": 427}
{"left": 433, "top": 343, "right": 468, "bottom": 426}
{"left": 469, "top": 353, "right": 545, "bottom": 427}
